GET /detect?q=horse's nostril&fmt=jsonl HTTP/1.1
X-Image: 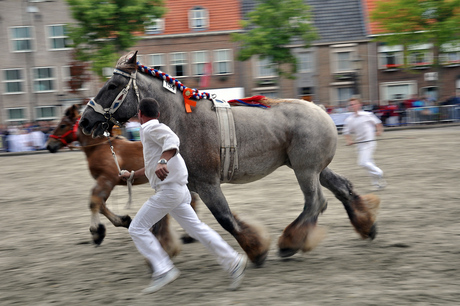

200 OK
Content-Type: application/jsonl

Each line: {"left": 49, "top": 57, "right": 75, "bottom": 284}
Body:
{"left": 79, "top": 118, "right": 88, "bottom": 128}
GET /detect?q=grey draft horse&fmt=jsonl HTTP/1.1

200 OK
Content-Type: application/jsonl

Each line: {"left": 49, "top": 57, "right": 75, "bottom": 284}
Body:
{"left": 79, "top": 51, "right": 380, "bottom": 266}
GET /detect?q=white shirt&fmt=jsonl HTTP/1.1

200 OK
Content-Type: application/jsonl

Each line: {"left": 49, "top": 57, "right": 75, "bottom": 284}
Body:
{"left": 140, "top": 119, "right": 188, "bottom": 189}
{"left": 342, "top": 110, "right": 381, "bottom": 143}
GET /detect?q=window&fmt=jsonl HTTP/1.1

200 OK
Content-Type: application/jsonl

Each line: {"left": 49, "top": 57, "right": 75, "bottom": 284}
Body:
{"left": 378, "top": 45, "right": 404, "bottom": 69}
{"left": 440, "top": 43, "right": 460, "bottom": 65}
{"left": 337, "top": 87, "right": 354, "bottom": 108}
{"left": 214, "top": 49, "right": 232, "bottom": 75}
{"left": 10, "top": 26, "right": 34, "bottom": 52}
{"left": 149, "top": 53, "right": 165, "bottom": 71}
{"left": 408, "top": 44, "right": 433, "bottom": 67}
{"left": 7, "top": 108, "right": 26, "bottom": 121}
{"left": 36, "top": 106, "right": 57, "bottom": 120}
{"left": 192, "top": 51, "right": 209, "bottom": 76}
{"left": 170, "top": 52, "right": 187, "bottom": 77}
{"left": 336, "top": 52, "right": 352, "bottom": 72}
{"left": 3, "top": 69, "right": 25, "bottom": 94}
{"left": 256, "top": 91, "right": 277, "bottom": 98}
{"left": 33, "top": 67, "right": 55, "bottom": 92}
{"left": 380, "top": 81, "right": 416, "bottom": 103}
{"left": 189, "top": 7, "right": 208, "bottom": 30}
{"left": 257, "top": 57, "right": 276, "bottom": 78}
{"left": 298, "top": 52, "right": 312, "bottom": 73}
{"left": 48, "top": 25, "right": 70, "bottom": 50}
{"left": 145, "top": 18, "right": 165, "bottom": 34}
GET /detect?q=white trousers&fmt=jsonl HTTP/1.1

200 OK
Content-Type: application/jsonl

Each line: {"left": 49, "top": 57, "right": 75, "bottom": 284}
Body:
{"left": 128, "top": 184, "right": 240, "bottom": 277}
{"left": 356, "top": 142, "right": 383, "bottom": 178}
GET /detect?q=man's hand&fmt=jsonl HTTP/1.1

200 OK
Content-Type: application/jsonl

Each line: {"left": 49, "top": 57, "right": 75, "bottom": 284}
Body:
{"left": 119, "top": 170, "right": 132, "bottom": 181}
{"left": 155, "top": 164, "right": 169, "bottom": 181}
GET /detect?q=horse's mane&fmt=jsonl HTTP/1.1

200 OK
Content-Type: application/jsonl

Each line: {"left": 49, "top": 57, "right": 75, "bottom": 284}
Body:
{"left": 117, "top": 51, "right": 308, "bottom": 109}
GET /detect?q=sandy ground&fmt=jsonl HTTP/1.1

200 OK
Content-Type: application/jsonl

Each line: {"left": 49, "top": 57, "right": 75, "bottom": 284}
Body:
{"left": 1, "top": 125, "right": 459, "bottom": 306}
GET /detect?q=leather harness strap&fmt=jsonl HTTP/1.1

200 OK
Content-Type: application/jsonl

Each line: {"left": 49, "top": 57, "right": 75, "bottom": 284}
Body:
{"left": 212, "top": 98, "right": 238, "bottom": 183}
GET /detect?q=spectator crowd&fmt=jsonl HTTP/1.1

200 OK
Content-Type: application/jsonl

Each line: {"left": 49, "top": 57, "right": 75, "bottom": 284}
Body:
{"left": 1, "top": 121, "right": 56, "bottom": 153}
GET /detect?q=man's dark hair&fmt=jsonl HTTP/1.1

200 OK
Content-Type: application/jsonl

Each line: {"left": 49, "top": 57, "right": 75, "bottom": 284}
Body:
{"left": 139, "top": 98, "right": 160, "bottom": 118}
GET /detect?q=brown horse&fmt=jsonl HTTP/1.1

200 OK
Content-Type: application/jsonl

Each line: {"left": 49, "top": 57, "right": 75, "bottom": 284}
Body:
{"left": 46, "top": 104, "right": 189, "bottom": 257}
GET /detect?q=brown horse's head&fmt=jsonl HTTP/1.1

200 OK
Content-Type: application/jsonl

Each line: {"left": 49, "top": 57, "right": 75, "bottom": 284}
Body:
{"left": 46, "top": 104, "right": 81, "bottom": 153}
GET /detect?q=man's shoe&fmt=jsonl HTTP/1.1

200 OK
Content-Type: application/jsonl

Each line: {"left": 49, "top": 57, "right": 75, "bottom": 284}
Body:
{"left": 229, "top": 254, "right": 248, "bottom": 291}
{"left": 141, "top": 267, "right": 180, "bottom": 294}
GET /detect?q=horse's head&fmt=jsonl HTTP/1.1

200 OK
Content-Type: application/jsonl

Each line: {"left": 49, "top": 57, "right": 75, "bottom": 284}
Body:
{"left": 46, "top": 104, "right": 81, "bottom": 153}
{"left": 79, "top": 51, "right": 141, "bottom": 138}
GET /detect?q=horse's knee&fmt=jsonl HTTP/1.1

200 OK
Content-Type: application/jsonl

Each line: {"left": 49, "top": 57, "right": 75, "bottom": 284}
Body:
{"left": 89, "top": 195, "right": 102, "bottom": 212}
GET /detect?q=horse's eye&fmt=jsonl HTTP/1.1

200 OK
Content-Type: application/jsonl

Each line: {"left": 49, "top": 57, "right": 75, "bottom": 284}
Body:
{"left": 60, "top": 124, "right": 67, "bottom": 129}
{"left": 108, "top": 83, "right": 117, "bottom": 90}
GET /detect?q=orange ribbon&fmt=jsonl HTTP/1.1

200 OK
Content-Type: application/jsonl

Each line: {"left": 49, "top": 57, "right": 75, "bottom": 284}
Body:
{"left": 183, "top": 88, "right": 197, "bottom": 113}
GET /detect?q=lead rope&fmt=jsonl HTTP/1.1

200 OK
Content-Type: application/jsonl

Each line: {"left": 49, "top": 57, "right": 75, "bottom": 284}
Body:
{"left": 104, "top": 131, "right": 134, "bottom": 208}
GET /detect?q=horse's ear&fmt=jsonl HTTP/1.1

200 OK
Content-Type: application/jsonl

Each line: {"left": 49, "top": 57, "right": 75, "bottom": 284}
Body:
{"left": 116, "top": 51, "right": 138, "bottom": 71}
{"left": 66, "top": 104, "right": 79, "bottom": 119}
{"left": 127, "top": 51, "right": 138, "bottom": 64}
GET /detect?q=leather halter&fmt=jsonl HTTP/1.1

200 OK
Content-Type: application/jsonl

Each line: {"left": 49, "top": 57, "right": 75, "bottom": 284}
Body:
{"left": 86, "top": 68, "right": 140, "bottom": 129}
{"left": 49, "top": 120, "right": 79, "bottom": 146}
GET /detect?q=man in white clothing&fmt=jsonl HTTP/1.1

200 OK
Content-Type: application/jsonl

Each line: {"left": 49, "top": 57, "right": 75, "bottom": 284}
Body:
{"left": 120, "top": 98, "right": 247, "bottom": 294}
{"left": 343, "top": 98, "right": 386, "bottom": 189}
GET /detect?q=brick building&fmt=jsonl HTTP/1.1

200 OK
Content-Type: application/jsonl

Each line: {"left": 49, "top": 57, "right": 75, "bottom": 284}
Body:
{"left": 0, "top": 0, "right": 97, "bottom": 125}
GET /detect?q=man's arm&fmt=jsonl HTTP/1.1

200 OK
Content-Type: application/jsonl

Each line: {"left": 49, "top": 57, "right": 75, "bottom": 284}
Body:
{"left": 119, "top": 167, "right": 146, "bottom": 180}
{"left": 155, "top": 148, "right": 177, "bottom": 181}
{"left": 344, "top": 134, "right": 354, "bottom": 146}
{"left": 375, "top": 123, "right": 383, "bottom": 137}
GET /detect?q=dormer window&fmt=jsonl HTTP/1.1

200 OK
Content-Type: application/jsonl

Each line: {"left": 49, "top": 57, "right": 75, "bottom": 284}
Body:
{"left": 189, "top": 7, "right": 208, "bottom": 30}
{"left": 145, "top": 18, "right": 164, "bottom": 34}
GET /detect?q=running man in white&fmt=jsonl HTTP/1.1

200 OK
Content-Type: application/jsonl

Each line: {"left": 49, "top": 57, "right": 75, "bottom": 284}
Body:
{"left": 120, "top": 97, "right": 247, "bottom": 294}
{"left": 343, "top": 97, "right": 386, "bottom": 189}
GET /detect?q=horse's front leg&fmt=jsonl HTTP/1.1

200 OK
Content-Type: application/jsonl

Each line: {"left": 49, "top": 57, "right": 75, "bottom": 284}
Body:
{"left": 89, "top": 177, "right": 132, "bottom": 245}
{"left": 277, "top": 175, "right": 328, "bottom": 257}
{"left": 195, "top": 183, "right": 271, "bottom": 267}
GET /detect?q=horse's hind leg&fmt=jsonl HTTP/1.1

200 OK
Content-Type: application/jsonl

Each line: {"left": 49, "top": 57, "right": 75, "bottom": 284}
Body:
{"left": 195, "top": 183, "right": 271, "bottom": 267}
{"left": 278, "top": 174, "right": 327, "bottom": 257}
{"left": 151, "top": 215, "right": 181, "bottom": 258}
{"left": 320, "top": 167, "right": 380, "bottom": 239}
{"left": 181, "top": 191, "right": 199, "bottom": 244}
{"left": 89, "top": 177, "right": 132, "bottom": 245}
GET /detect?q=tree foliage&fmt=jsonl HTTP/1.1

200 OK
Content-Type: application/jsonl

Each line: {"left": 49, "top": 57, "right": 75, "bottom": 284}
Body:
{"left": 371, "top": 0, "right": 460, "bottom": 66}
{"left": 66, "top": 0, "right": 166, "bottom": 79}
{"left": 231, "top": 0, "right": 317, "bottom": 79}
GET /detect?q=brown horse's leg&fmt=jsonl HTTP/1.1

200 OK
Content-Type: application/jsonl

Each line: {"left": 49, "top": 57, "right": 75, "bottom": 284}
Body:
{"left": 89, "top": 177, "right": 132, "bottom": 245}
{"left": 151, "top": 215, "right": 181, "bottom": 258}
{"left": 195, "top": 184, "right": 271, "bottom": 267}
{"left": 320, "top": 167, "right": 380, "bottom": 239}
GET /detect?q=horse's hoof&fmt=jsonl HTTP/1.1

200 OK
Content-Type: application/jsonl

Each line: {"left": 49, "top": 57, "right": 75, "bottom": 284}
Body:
{"left": 90, "top": 224, "right": 106, "bottom": 245}
{"left": 181, "top": 234, "right": 196, "bottom": 244}
{"left": 368, "top": 223, "right": 377, "bottom": 240}
{"left": 252, "top": 250, "right": 269, "bottom": 267}
{"left": 278, "top": 248, "right": 299, "bottom": 258}
{"left": 120, "top": 215, "right": 132, "bottom": 228}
